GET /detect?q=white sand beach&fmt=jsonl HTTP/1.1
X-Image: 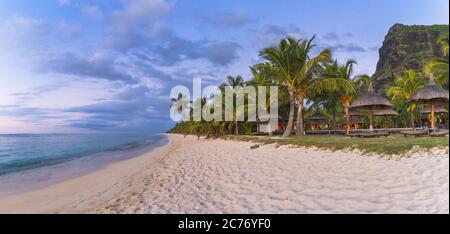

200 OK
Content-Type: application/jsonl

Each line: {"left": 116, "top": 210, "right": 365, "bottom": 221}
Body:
{"left": 0, "top": 134, "right": 448, "bottom": 214}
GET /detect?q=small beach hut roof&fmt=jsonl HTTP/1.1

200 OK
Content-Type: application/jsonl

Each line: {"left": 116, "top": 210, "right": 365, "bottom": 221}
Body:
{"left": 306, "top": 112, "right": 328, "bottom": 121}
{"left": 420, "top": 105, "right": 448, "bottom": 114}
{"left": 349, "top": 109, "right": 366, "bottom": 116}
{"left": 408, "top": 74, "right": 449, "bottom": 104}
{"left": 337, "top": 109, "right": 366, "bottom": 117}
{"left": 350, "top": 84, "right": 393, "bottom": 110}
{"left": 305, "top": 112, "right": 329, "bottom": 124}
{"left": 373, "top": 109, "right": 398, "bottom": 116}
{"left": 350, "top": 116, "right": 365, "bottom": 124}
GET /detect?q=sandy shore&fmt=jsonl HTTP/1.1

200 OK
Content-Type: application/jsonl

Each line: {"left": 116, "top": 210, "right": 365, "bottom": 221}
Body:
{"left": 0, "top": 134, "right": 448, "bottom": 214}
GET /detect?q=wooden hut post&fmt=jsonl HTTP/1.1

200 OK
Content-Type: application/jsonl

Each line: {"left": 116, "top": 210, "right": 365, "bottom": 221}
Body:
{"left": 349, "top": 115, "right": 353, "bottom": 132}
{"left": 431, "top": 102, "right": 435, "bottom": 130}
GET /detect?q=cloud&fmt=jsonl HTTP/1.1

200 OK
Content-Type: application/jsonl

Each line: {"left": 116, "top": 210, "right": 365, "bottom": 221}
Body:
{"left": 197, "top": 11, "right": 253, "bottom": 28}
{"left": 58, "top": 0, "right": 72, "bottom": 5}
{"left": 329, "top": 43, "right": 367, "bottom": 53}
{"left": 64, "top": 85, "right": 172, "bottom": 132}
{"left": 116, "top": 0, "right": 175, "bottom": 22}
{"left": 203, "top": 42, "right": 241, "bottom": 65}
{"left": 0, "top": 106, "right": 83, "bottom": 130}
{"left": 343, "top": 32, "right": 354, "bottom": 37}
{"left": 44, "top": 53, "right": 137, "bottom": 83}
{"left": 114, "top": 85, "right": 150, "bottom": 100}
{"left": 103, "top": 3, "right": 241, "bottom": 66}
{"left": 2, "top": 0, "right": 244, "bottom": 133}
{"left": 111, "top": 0, "right": 175, "bottom": 31}
{"left": 104, "top": 0, "right": 175, "bottom": 51}
{"left": 149, "top": 38, "right": 240, "bottom": 66}
{"left": 253, "top": 24, "right": 303, "bottom": 47}
{"left": 322, "top": 32, "right": 339, "bottom": 40}
{"left": 321, "top": 32, "right": 355, "bottom": 41}
{"left": 106, "top": 22, "right": 241, "bottom": 66}
{"left": 67, "top": 100, "right": 143, "bottom": 114}
{"left": 10, "top": 82, "right": 68, "bottom": 102}
{"left": 0, "top": 16, "right": 82, "bottom": 51}
{"left": 0, "top": 116, "right": 78, "bottom": 134}
{"left": 82, "top": 4, "right": 103, "bottom": 19}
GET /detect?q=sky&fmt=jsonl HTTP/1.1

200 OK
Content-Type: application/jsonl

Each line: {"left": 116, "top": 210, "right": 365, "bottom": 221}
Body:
{"left": 0, "top": 0, "right": 448, "bottom": 134}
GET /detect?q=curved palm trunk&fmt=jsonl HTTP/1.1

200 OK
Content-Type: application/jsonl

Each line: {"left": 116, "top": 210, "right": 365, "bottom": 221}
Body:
{"left": 295, "top": 95, "right": 304, "bottom": 136}
{"left": 283, "top": 89, "right": 295, "bottom": 138}
{"left": 410, "top": 111, "right": 415, "bottom": 130}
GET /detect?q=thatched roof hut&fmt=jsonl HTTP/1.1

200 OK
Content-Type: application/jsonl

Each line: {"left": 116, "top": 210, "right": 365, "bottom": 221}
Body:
{"left": 306, "top": 112, "right": 328, "bottom": 121}
{"left": 420, "top": 106, "right": 448, "bottom": 114}
{"left": 337, "top": 109, "right": 365, "bottom": 117}
{"left": 349, "top": 83, "right": 393, "bottom": 131}
{"left": 350, "top": 84, "right": 393, "bottom": 110}
{"left": 349, "top": 109, "right": 366, "bottom": 116}
{"left": 373, "top": 109, "right": 398, "bottom": 116}
{"left": 408, "top": 74, "right": 449, "bottom": 104}
{"left": 350, "top": 116, "right": 365, "bottom": 124}
{"left": 408, "top": 73, "right": 449, "bottom": 129}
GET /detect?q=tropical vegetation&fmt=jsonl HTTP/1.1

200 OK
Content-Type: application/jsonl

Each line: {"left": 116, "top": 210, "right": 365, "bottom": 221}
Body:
{"left": 170, "top": 31, "right": 449, "bottom": 139}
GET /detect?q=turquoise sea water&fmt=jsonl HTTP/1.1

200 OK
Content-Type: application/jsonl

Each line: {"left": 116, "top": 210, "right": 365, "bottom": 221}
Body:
{"left": 0, "top": 134, "right": 167, "bottom": 176}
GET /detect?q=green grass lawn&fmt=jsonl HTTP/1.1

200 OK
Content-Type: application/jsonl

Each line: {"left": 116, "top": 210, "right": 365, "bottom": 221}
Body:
{"left": 224, "top": 135, "right": 449, "bottom": 155}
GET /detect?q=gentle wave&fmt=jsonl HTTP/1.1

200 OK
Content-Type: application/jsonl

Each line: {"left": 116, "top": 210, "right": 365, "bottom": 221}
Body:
{"left": 0, "top": 134, "right": 167, "bottom": 176}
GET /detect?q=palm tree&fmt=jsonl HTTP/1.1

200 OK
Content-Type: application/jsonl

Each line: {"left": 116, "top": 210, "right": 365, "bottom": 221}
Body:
{"left": 425, "top": 33, "right": 449, "bottom": 89}
{"left": 221, "top": 75, "right": 245, "bottom": 135}
{"left": 292, "top": 45, "right": 334, "bottom": 136}
{"left": 259, "top": 36, "right": 336, "bottom": 137}
{"left": 248, "top": 64, "right": 279, "bottom": 135}
{"left": 354, "top": 74, "right": 372, "bottom": 92}
{"left": 170, "top": 93, "right": 191, "bottom": 121}
{"left": 320, "top": 60, "right": 359, "bottom": 134}
{"left": 387, "top": 70, "right": 427, "bottom": 129}
{"left": 438, "top": 33, "right": 449, "bottom": 56}
{"left": 258, "top": 37, "right": 297, "bottom": 137}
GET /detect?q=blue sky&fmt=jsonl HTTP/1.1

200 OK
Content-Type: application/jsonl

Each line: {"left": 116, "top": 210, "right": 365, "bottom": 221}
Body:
{"left": 0, "top": 0, "right": 448, "bottom": 134}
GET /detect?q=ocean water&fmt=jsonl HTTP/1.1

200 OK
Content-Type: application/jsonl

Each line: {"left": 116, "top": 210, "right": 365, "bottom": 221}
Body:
{"left": 0, "top": 134, "right": 167, "bottom": 176}
{"left": 0, "top": 133, "right": 168, "bottom": 195}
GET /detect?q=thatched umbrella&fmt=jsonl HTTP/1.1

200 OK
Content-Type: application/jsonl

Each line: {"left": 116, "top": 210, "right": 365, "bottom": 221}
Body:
{"left": 338, "top": 109, "right": 366, "bottom": 117}
{"left": 408, "top": 73, "right": 449, "bottom": 130}
{"left": 420, "top": 105, "right": 448, "bottom": 129}
{"left": 373, "top": 109, "right": 398, "bottom": 129}
{"left": 306, "top": 112, "right": 328, "bottom": 121}
{"left": 350, "top": 83, "right": 393, "bottom": 131}
{"left": 373, "top": 109, "right": 398, "bottom": 116}
{"left": 420, "top": 105, "right": 448, "bottom": 114}
{"left": 348, "top": 109, "right": 366, "bottom": 116}
{"left": 338, "top": 109, "right": 365, "bottom": 133}
{"left": 305, "top": 112, "right": 328, "bottom": 130}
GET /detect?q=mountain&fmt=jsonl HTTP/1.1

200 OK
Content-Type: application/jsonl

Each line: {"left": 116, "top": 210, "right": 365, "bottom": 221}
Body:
{"left": 372, "top": 24, "right": 449, "bottom": 92}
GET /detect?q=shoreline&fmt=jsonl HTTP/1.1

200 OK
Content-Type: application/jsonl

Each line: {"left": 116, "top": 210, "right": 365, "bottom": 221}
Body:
{"left": 0, "top": 134, "right": 448, "bottom": 213}
{"left": 0, "top": 134, "right": 176, "bottom": 213}
{"left": 0, "top": 134, "right": 169, "bottom": 197}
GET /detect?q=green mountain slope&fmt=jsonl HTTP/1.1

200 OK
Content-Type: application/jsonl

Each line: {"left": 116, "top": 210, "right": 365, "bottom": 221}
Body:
{"left": 373, "top": 24, "right": 449, "bottom": 92}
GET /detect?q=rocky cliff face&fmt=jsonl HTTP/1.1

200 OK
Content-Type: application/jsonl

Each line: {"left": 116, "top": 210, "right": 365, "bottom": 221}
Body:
{"left": 373, "top": 24, "right": 449, "bottom": 92}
